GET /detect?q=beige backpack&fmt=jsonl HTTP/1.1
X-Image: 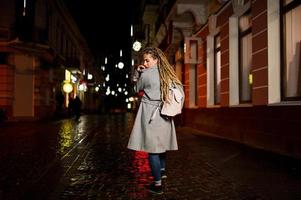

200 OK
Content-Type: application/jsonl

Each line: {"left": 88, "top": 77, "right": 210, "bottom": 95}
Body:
{"left": 161, "top": 84, "right": 184, "bottom": 117}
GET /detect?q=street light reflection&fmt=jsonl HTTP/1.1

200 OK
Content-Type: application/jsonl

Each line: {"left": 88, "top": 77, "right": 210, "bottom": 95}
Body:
{"left": 127, "top": 151, "right": 151, "bottom": 198}
{"left": 58, "top": 120, "right": 73, "bottom": 153}
{"left": 58, "top": 119, "right": 86, "bottom": 154}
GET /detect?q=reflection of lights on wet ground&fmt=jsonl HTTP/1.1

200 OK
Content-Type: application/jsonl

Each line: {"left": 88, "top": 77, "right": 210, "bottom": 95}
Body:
{"left": 78, "top": 138, "right": 84, "bottom": 144}
{"left": 58, "top": 118, "right": 87, "bottom": 154}
{"left": 128, "top": 151, "right": 151, "bottom": 198}
{"left": 59, "top": 120, "right": 74, "bottom": 153}
{"left": 133, "top": 151, "right": 150, "bottom": 174}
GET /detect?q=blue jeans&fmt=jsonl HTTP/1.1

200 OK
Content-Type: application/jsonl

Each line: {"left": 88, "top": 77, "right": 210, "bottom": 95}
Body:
{"left": 148, "top": 153, "right": 166, "bottom": 182}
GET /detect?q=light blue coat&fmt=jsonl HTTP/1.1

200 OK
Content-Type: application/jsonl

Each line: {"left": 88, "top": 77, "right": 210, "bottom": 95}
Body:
{"left": 127, "top": 66, "right": 178, "bottom": 153}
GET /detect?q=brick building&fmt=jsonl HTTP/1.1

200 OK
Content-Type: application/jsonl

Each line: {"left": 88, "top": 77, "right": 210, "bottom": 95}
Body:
{"left": 134, "top": 0, "right": 301, "bottom": 158}
{"left": 0, "top": 0, "right": 101, "bottom": 120}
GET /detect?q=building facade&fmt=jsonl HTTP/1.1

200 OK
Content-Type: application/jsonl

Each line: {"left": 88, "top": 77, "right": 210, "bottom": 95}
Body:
{"left": 0, "top": 0, "right": 101, "bottom": 121}
{"left": 135, "top": 0, "right": 301, "bottom": 158}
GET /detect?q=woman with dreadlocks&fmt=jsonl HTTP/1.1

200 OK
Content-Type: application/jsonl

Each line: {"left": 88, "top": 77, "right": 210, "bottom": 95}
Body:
{"left": 127, "top": 47, "right": 184, "bottom": 194}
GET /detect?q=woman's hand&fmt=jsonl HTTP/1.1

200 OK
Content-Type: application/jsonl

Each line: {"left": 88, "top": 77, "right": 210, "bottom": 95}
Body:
{"left": 133, "top": 65, "right": 145, "bottom": 82}
{"left": 136, "top": 65, "right": 145, "bottom": 72}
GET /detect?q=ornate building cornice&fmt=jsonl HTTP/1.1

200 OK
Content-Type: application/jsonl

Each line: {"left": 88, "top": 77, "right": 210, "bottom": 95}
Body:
{"left": 231, "top": 0, "right": 251, "bottom": 16}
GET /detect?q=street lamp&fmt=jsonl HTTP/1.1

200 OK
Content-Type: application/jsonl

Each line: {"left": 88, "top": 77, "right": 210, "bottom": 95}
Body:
{"left": 118, "top": 61, "right": 124, "bottom": 69}
{"left": 132, "top": 40, "right": 142, "bottom": 52}
{"left": 63, "top": 81, "right": 73, "bottom": 93}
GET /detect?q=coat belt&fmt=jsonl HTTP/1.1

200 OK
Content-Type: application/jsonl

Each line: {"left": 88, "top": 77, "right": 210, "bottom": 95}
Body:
{"left": 141, "top": 98, "right": 162, "bottom": 123}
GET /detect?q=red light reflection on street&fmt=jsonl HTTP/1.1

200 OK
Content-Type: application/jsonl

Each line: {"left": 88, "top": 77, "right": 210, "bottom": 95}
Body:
{"left": 134, "top": 151, "right": 150, "bottom": 174}
{"left": 127, "top": 151, "right": 152, "bottom": 198}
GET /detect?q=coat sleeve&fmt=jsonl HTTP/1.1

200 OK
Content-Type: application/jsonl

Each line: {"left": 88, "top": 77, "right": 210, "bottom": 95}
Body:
{"left": 134, "top": 70, "right": 145, "bottom": 93}
{"left": 132, "top": 69, "right": 140, "bottom": 82}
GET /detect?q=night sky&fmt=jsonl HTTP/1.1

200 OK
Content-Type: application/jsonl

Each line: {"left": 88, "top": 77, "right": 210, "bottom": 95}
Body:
{"left": 63, "top": 0, "right": 142, "bottom": 109}
{"left": 64, "top": 0, "right": 141, "bottom": 61}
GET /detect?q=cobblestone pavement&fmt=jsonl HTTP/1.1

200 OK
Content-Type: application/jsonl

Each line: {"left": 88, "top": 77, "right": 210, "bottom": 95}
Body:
{"left": 0, "top": 116, "right": 101, "bottom": 200}
{"left": 1, "top": 113, "right": 301, "bottom": 200}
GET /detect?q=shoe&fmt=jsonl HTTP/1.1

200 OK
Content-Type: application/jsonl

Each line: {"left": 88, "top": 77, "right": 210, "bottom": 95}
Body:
{"left": 149, "top": 183, "right": 163, "bottom": 194}
{"left": 161, "top": 170, "right": 167, "bottom": 179}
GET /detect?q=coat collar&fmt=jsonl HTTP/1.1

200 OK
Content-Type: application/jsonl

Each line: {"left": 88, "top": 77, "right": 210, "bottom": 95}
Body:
{"left": 141, "top": 65, "right": 158, "bottom": 73}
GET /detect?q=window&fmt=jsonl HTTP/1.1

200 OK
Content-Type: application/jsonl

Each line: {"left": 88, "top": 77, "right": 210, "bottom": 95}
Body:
{"left": 189, "top": 64, "right": 198, "bottom": 107}
{"left": 281, "top": 0, "right": 301, "bottom": 100}
{"left": 214, "top": 34, "right": 221, "bottom": 105}
{"left": 185, "top": 37, "right": 201, "bottom": 107}
{"left": 239, "top": 11, "right": 252, "bottom": 102}
{"left": 175, "top": 46, "right": 184, "bottom": 82}
{"left": 0, "top": 53, "right": 8, "bottom": 64}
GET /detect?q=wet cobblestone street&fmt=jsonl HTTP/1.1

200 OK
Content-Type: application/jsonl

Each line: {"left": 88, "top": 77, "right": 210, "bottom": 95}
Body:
{"left": 1, "top": 113, "right": 301, "bottom": 200}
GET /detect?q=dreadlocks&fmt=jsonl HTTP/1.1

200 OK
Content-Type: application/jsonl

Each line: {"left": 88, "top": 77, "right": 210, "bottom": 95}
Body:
{"left": 142, "top": 47, "right": 182, "bottom": 103}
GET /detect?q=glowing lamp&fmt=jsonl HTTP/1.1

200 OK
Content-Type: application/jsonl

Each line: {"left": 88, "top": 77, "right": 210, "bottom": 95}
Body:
{"left": 132, "top": 40, "right": 142, "bottom": 51}
{"left": 87, "top": 73, "right": 93, "bottom": 80}
{"left": 248, "top": 73, "right": 253, "bottom": 85}
{"left": 118, "top": 61, "right": 124, "bottom": 69}
{"left": 63, "top": 82, "right": 73, "bottom": 93}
